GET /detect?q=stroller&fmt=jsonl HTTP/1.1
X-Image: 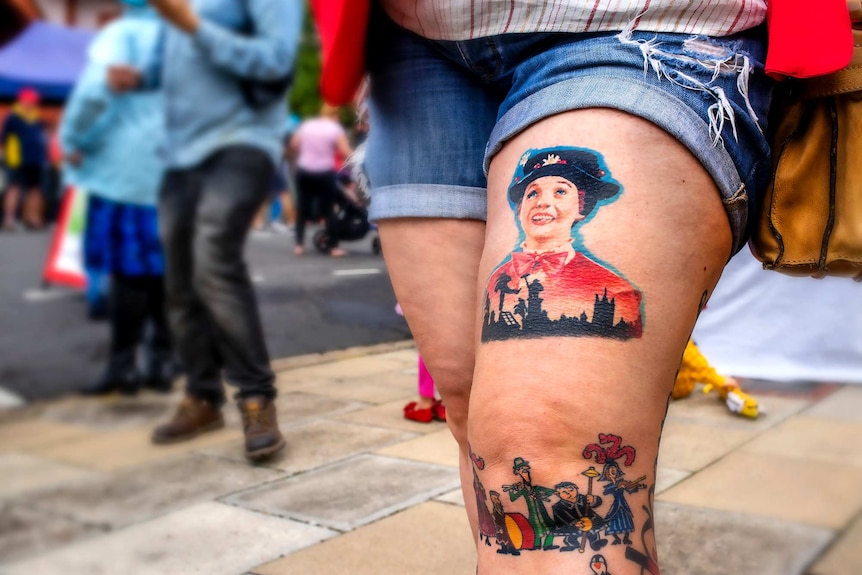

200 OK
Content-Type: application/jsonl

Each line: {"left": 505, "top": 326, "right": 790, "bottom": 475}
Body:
{"left": 312, "top": 167, "right": 381, "bottom": 255}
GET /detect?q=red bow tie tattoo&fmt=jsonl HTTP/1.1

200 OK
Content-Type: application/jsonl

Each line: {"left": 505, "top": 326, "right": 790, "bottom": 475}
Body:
{"left": 511, "top": 251, "right": 568, "bottom": 277}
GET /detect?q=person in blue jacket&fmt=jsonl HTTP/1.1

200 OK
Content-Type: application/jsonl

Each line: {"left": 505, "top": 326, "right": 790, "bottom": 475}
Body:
{"left": 61, "top": 2, "right": 174, "bottom": 396}
{"left": 108, "top": 0, "right": 302, "bottom": 460}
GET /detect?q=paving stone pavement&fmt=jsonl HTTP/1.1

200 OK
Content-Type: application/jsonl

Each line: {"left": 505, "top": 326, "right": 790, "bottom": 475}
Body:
{"left": 0, "top": 341, "right": 860, "bottom": 575}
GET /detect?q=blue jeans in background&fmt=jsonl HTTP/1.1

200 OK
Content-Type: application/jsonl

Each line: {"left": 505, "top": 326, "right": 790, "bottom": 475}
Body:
{"left": 158, "top": 146, "right": 275, "bottom": 406}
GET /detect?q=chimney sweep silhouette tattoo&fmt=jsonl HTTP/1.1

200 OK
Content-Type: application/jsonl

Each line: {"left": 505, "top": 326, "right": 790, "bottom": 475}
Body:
{"left": 483, "top": 147, "right": 643, "bottom": 342}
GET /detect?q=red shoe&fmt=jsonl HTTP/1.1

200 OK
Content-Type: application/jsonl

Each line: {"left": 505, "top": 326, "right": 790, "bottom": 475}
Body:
{"left": 403, "top": 401, "right": 434, "bottom": 423}
{"left": 432, "top": 399, "right": 447, "bottom": 422}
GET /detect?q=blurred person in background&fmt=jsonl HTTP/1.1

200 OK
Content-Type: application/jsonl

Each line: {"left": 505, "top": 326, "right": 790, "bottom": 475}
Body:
{"left": 44, "top": 126, "right": 65, "bottom": 225}
{"left": 60, "top": 1, "right": 174, "bottom": 396}
{"left": 252, "top": 113, "right": 300, "bottom": 235}
{"left": 273, "top": 115, "right": 302, "bottom": 232}
{"left": 1, "top": 87, "right": 47, "bottom": 230}
{"left": 288, "top": 103, "right": 353, "bottom": 257}
{"left": 107, "top": 0, "right": 302, "bottom": 461}
{"left": 251, "top": 172, "right": 293, "bottom": 234}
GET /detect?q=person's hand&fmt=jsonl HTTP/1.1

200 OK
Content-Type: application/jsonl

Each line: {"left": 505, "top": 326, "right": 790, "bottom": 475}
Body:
{"left": 107, "top": 65, "right": 142, "bottom": 93}
{"left": 148, "top": 0, "right": 199, "bottom": 34}
{"left": 66, "top": 152, "right": 83, "bottom": 167}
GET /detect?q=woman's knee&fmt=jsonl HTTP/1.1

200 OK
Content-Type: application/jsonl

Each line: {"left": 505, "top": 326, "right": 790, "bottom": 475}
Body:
{"left": 465, "top": 354, "right": 666, "bottom": 483}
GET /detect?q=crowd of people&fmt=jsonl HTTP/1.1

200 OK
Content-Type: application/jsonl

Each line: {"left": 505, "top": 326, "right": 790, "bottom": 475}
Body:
{"left": 2, "top": 0, "right": 785, "bottom": 573}
{"left": 2, "top": 0, "right": 371, "bottom": 462}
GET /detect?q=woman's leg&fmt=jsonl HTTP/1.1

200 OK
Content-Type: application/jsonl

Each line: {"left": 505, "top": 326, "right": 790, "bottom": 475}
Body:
{"left": 470, "top": 109, "right": 732, "bottom": 574}
{"left": 378, "top": 218, "right": 485, "bottom": 536}
{"left": 365, "top": 0, "right": 501, "bottom": 544}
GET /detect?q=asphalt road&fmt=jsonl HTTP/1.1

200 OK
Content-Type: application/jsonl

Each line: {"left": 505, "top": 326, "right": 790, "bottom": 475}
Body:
{"left": 0, "top": 225, "right": 410, "bottom": 402}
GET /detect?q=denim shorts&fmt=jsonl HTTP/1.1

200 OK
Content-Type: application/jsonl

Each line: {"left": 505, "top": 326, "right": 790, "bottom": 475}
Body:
{"left": 364, "top": 8, "right": 774, "bottom": 253}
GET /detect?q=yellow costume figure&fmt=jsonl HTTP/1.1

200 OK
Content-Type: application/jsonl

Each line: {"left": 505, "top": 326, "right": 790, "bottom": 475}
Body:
{"left": 672, "top": 340, "right": 761, "bottom": 418}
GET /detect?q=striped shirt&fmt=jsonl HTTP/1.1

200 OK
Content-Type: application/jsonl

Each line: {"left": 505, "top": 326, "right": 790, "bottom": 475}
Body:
{"left": 379, "top": 1, "right": 768, "bottom": 40}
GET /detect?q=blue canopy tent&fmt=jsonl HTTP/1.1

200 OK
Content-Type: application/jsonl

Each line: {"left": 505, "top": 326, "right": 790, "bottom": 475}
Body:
{"left": 0, "top": 21, "right": 93, "bottom": 101}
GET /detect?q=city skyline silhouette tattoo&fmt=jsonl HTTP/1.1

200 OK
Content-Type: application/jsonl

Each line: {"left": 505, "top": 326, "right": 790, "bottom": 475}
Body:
{"left": 482, "top": 147, "right": 643, "bottom": 342}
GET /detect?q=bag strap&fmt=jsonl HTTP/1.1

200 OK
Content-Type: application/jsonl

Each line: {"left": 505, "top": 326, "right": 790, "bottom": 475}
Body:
{"left": 801, "top": 3, "right": 862, "bottom": 98}
{"left": 802, "top": 56, "right": 862, "bottom": 98}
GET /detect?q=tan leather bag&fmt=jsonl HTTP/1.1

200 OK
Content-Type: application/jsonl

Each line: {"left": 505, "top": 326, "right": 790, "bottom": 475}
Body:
{"left": 750, "top": 4, "right": 862, "bottom": 280}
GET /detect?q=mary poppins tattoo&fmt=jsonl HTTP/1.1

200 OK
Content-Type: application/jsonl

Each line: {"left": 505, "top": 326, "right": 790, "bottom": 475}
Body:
{"left": 482, "top": 147, "right": 643, "bottom": 342}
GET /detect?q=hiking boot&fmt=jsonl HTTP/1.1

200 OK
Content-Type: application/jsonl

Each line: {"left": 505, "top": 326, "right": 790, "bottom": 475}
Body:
{"left": 151, "top": 396, "right": 224, "bottom": 444}
{"left": 238, "top": 396, "right": 285, "bottom": 460}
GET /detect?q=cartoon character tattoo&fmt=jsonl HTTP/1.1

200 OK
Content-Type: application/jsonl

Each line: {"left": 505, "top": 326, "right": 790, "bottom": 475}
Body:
{"left": 590, "top": 553, "right": 613, "bottom": 574}
{"left": 469, "top": 447, "right": 497, "bottom": 548}
{"left": 490, "top": 490, "right": 520, "bottom": 556}
{"left": 584, "top": 434, "right": 646, "bottom": 546}
{"left": 472, "top": 433, "right": 652, "bottom": 564}
{"left": 502, "top": 457, "right": 558, "bottom": 550}
{"left": 482, "top": 147, "right": 643, "bottom": 342}
{"left": 551, "top": 477, "right": 608, "bottom": 552}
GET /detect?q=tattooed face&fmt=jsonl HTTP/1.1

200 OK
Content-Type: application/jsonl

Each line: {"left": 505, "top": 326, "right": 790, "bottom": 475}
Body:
{"left": 518, "top": 176, "right": 585, "bottom": 248}
{"left": 555, "top": 484, "right": 578, "bottom": 502}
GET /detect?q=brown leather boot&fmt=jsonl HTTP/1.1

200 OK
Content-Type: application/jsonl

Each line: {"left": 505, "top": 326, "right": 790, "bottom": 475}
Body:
{"left": 238, "top": 396, "right": 285, "bottom": 460}
{"left": 151, "top": 395, "right": 224, "bottom": 444}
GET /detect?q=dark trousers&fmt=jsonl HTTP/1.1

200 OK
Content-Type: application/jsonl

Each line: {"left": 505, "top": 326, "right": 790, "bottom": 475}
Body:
{"left": 158, "top": 146, "right": 275, "bottom": 406}
{"left": 295, "top": 169, "right": 341, "bottom": 247}
{"left": 108, "top": 274, "right": 171, "bottom": 375}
